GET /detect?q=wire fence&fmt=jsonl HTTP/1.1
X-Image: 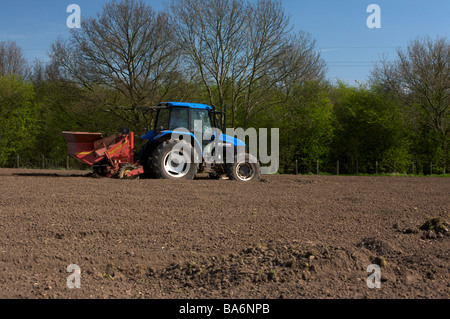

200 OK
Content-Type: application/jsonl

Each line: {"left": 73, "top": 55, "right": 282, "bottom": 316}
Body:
{"left": 0, "top": 154, "right": 447, "bottom": 176}
{"left": 0, "top": 154, "right": 87, "bottom": 171}
{"left": 283, "top": 159, "right": 448, "bottom": 176}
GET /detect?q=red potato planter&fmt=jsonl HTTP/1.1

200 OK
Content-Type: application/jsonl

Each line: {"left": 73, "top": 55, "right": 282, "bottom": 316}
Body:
{"left": 62, "top": 129, "right": 144, "bottom": 179}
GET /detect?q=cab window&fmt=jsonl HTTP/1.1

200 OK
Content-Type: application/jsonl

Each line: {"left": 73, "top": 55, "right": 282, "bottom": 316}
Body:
{"left": 169, "top": 107, "right": 189, "bottom": 130}
{"left": 156, "top": 108, "right": 170, "bottom": 130}
{"left": 190, "top": 109, "right": 212, "bottom": 134}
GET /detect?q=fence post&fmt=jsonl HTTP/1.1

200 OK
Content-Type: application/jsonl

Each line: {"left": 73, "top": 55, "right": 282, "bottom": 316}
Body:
{"left": 66, "top": 156, "right": 70, "bottom": 170}
{"left": 412, "top": 162, "right": 415, "bottom": 175}
{"left": 430, "top": 162, "right": 432, "bottom": 175}
{"left": 42, "top": 154, "right": 45, "bottom": 169}
{"left": 375, "top": 161, "right": 378, "bottom": 175}
{"left": 316, "top": 160, "right": 319, "bottom": 175}
{"left": 16, "top": 154, "right": 20, "bottom": 169}
{"left": 337, "top": 160, "right": 339, "bottom": 175}
{"left": 295, "top": 160, "right": 298, "bottom": 175}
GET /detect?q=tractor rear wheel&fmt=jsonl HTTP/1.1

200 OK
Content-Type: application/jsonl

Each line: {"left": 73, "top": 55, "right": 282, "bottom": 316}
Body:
{"left": 139, "top": 142, "right": 157, "bottom": 178}
{"left": 152, "top": 140, "right": 198, "bottom": 180}
{"left": 226, "top": 153, "right": 261, "bottom": 182}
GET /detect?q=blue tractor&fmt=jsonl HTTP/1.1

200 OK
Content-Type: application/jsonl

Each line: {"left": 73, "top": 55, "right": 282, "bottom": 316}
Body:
{"left": 138, "top": 102, "right": 260, "bottom": 181}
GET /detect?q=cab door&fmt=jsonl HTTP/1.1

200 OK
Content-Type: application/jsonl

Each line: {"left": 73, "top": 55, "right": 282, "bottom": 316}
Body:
{"left": 190, "top": 108, "right": 213, "bottom": 149}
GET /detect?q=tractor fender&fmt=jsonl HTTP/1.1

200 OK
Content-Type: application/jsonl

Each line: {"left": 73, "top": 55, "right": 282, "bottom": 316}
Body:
{"left": 140, "top": 130, "right": 157, "bottom": 141}
{"left": 218, "top": 134, "right": 246, "bottom": 147}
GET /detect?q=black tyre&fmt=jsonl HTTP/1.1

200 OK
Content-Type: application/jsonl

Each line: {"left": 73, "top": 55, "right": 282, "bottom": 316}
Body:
{"left": 152, "top": 139, "right": 198, "bottom": 180}
{"left": 138, "top": 142, "right": 157, "bottom": 178}
{"left": 226, "top": 153, "right": 261, "bottom": 182}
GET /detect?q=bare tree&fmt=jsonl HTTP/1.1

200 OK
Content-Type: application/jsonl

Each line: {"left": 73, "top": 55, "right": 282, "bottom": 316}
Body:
{"left": 275, "top": 32, "right": 326, "bottom": 99}
{"left": 169, "top": 0, "right": 249, "bottom": 125}
{"left": 49, "top": 0, "right": 180, "bottom": 127}
{"left": 0, "top": 41, "right": 28, "bottom": 77}
{"left": 169, "top": 0, "right": 326, "bottom": 128}
{"left": 371, "top": 36, "right": 450, "bottom": 171}
{"left": 242, "top": 27, "right": 326, "bottom": 127}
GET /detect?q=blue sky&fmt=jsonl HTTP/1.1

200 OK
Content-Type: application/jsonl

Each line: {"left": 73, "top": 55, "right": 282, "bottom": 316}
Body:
{"left": 0, "top": 0, "right": 448, "bottom": 84}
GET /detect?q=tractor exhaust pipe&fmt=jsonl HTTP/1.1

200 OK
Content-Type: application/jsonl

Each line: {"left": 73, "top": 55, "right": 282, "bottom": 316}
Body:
{"left": 223, "top": 104, "right": 227, "bottom": 134}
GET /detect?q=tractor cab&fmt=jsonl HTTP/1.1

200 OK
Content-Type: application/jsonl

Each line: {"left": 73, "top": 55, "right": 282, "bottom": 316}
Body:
{"left": 152, "top": 102, "right": 214, "bottom": 139}
{"left": 138, "top": 102, "right": 260, "bottom": 181}
{"left": 141, "top": 102, "right": 216, "bottom": 134}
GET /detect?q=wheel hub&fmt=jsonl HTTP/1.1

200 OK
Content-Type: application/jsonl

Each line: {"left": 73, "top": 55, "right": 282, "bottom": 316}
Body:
{"left": 236, "top": 163, "right": 255, "bottom": 181}
{"left": 164, "top": 151, "right": 191, "bottom": 177}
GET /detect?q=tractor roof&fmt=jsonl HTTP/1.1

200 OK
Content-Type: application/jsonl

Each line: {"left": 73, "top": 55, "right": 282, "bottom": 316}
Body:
{"left": 158, "top": 102, "right": 212, "bottom": 110}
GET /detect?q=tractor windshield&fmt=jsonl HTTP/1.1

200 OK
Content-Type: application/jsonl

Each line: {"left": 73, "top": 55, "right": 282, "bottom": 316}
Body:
{"left": 169, "top": 107, "right": 189, "bottom": 130}
{"left": 156, "top": 108, "right": 170, "bottom": 130}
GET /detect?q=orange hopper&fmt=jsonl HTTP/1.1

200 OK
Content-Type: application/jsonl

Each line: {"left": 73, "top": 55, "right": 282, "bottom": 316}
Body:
{"left": 62, "top": 132, "right": 104, "bottom": 166}
{"left": 62, "top": 131, "right": 143, "bottom": 178}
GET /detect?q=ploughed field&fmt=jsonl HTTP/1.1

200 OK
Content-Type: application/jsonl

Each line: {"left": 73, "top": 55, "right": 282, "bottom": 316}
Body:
{"left": 0, "top": 168, "right": 448, "bottom": 299}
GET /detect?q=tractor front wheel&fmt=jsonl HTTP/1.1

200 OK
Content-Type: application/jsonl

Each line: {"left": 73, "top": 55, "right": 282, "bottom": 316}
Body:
{"left": 226, "top": 153, "right": 261, "bottom": 182}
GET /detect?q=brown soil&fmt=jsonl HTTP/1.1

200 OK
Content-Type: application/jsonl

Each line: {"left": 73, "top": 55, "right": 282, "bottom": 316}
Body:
{"left": 0, "top": 168, "right": 449, "bottom": 299}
